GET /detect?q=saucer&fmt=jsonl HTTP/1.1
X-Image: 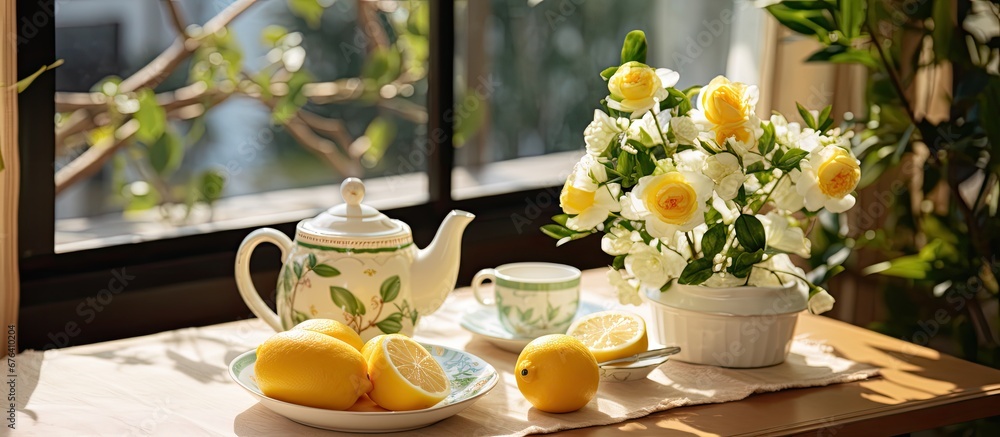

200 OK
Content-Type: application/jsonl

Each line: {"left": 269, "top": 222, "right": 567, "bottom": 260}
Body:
{"left": 460, "top": 301, "right": 603, "bottom": 353}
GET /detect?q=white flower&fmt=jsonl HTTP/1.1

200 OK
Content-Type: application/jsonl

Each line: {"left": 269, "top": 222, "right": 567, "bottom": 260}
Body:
{"left": 626, "top": 110, "right": 670, "bottom": 146}
{"left": 795, "top": 145, "right": 861, "bottom": 213}
{"left": 746, "top": 253, "right": 807, "bottom": 289}
{"left": 711, "top": 193, "right": 739, "bottom": 224}
{"left": 584, "top": 110, "right": 624, "bottom": 156}
{"left": 808, "top": 288, "right": 836, "bottom": 314}
{"left": 670, "top": 116, "right": 700, "bottom": 145}
{"left": 559, "top": 155, "right": 622, "bottom": 230}
{"left": 757, "top": 211, "right": 811, "bottom": 258}
{"left": 607, "top": 62, "right": 679, "bottom": 118}
{"left": 627, "top": 170, "right": 714, "bottom": 238}
{"left": 624, "top": 243, "right": 686, "bottom": 290}
{"left": 771, "top": 173, "right": 804, "bottom": 211}
{"left": 673, "top": 149, "right": 709, "bottom": 173}
{"left": 702, "top": 152, "right": 745, "bottom": 200}
{"left": 601, "top": 222, "right": 638, "bottom": 255}
{"left": 608, "top": 268, "right": 642, "bottom": 306}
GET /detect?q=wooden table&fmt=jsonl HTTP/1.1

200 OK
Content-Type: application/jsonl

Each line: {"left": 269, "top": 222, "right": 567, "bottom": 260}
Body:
{"left": 567, "top": 311, "right": 1000, "bottom": 436}
{"left": 15, "top": 269, "right": 1000, "bottom": 436}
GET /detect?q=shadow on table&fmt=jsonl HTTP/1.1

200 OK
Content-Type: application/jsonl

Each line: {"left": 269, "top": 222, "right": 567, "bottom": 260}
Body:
{"left": 14, "top": 350, "right": 44, "bottom": 424}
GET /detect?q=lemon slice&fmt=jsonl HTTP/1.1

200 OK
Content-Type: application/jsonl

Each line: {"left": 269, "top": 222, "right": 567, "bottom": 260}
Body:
{"left": 367, "top": 334, "right": 451, "bottom": 411}
{"left": 566, "top": 310, "right": 648, "bottom": 363}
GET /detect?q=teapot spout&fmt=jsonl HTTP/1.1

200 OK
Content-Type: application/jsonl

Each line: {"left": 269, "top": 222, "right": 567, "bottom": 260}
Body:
{"left": 411, "top": 210, "right": 475, "bottom": 315}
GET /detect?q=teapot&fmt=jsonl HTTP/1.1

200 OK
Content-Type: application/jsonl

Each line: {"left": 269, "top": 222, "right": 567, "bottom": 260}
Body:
{"left": 235, "top": 178, "right": 474, "bottom": 340}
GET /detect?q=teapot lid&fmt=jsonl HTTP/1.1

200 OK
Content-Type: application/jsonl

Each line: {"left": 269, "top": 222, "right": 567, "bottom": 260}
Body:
{"left": 300, "top": 178, "right": 407, "bottom": 237}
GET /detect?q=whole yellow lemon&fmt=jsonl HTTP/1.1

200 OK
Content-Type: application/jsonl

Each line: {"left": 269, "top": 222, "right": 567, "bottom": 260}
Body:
{"left": 515, "top": 334, "right": 599, "bottom": 413}
{"left": 291, "top": 318, "right": 365, "bottom": 352}
{"left": 255, "top": 330, "right": 372, "bottom": 410}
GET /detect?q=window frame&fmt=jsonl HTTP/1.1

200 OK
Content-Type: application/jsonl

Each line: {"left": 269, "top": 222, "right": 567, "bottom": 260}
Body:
{"left": 17, "top": 0, "right": 609, "bottom": 350}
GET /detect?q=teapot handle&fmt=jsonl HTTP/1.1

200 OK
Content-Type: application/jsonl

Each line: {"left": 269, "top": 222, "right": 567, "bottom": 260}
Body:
{"left": 235, "top": 228, "right": 293, "bottom": 331}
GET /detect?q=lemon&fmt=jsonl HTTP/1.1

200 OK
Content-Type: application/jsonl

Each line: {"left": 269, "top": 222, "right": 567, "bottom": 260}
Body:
{"left": 254, "top": 330, "right": 372, "bottom": 410}
{"left": 291, "top": 318, "right": 365, "bottom": 352}
{"left": 566, "top": 310, "right": 648, "bottom": 363}
{"left": 515, "top": 334, "right": 599, "bottom": 413}
{"left": 367, "top": 334, "right": 451, "bottom": 411}
{"left": 361, "top": 334, "right": 388, "bottom": 364}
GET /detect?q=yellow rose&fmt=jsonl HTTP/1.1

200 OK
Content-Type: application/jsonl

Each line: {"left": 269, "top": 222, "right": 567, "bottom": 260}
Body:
{"left": 609, "top": 61, "right": 661, "bottom": 102}
{"left": 816, "top": 148, "right": 860, "bottom": 198}
{"left": 714, "top": 121, "right": 754, "bottom": 146}
{"left": 700, "top": 76, "right": 753, "bottom": 126}
{"left": 560, "top": 180, "right": 596, "bottom": 215}
{"left": 643, "top": 172, "right": 698, "bottom": 225}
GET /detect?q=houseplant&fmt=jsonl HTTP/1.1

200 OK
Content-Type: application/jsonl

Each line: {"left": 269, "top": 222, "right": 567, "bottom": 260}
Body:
{"left": 542, "top": 30, "right": 861, "bottom": 367}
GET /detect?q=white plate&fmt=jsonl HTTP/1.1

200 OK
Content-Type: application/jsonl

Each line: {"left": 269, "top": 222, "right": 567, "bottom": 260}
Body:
{"left": 460, "top": 301, "right": 603, "bottom": 353}
{"left": 229, "top": 343, "right": 498, "bottom": 433}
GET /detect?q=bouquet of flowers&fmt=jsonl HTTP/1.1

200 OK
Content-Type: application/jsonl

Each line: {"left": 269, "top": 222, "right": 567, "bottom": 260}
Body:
{"left": 543, "top": 31, "right": 860, "bottom": 314}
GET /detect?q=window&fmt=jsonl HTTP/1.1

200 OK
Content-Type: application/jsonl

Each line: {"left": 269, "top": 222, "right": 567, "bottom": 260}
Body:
{"left": 52, "top": 0, "right": 431, "bottom": 252}
{"left": 18, "top": 0, "right": 764, "bottom": 350}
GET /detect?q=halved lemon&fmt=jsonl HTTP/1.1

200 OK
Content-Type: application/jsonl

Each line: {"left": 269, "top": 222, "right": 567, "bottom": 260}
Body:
{"left": 566, "top": 310, "right": 648, "bottom": 363}
{"left": 367, "top": 334, "right": 451, "bottom": 411}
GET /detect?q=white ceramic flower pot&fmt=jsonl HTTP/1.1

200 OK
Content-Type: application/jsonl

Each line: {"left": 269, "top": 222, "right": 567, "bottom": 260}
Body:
{"left": 643, "top": 282, "right": 808, "bottom": 368}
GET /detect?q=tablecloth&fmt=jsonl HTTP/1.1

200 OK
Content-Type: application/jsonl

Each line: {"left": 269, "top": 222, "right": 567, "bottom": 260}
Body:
{"left": 14, "top": 283, "right": 879, "bottom": 436}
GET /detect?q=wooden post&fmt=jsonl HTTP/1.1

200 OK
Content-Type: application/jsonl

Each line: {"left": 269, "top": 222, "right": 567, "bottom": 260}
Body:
{"left": 1, "top": 0, "right": 19, "bottom": 357}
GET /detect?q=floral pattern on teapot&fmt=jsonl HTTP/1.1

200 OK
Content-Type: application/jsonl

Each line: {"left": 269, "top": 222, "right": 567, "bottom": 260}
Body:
{"left": 277, "top": 243, "right": 419, "bottom": 336}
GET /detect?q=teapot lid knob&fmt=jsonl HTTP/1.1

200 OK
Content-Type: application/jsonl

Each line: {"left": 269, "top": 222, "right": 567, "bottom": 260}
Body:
{"left": 341, "top": 178, "right": 365, "bottom": 206}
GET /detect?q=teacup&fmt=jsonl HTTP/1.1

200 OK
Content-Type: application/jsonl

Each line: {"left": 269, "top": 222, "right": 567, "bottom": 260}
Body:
{"left": 472, "top": 262, "right": 581, "bottom": 337}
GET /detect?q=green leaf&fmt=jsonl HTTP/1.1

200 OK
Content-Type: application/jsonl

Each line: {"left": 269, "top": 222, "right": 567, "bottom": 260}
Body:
{"left": 380, "top": 275, "right": 401, "bottom": 303}
{"left": 306, "top": 253, "right": 317, "bottom": 269}
{"left": 931, "top": 0, "right": 952, "bottom": 63}
{"left": 796, "top": 102, "right": 817, "bottom": 129}
{"left": 678, "top": 258, "right": 714, "bottom": 285}
{"left": 612, "top": 255, "right": 626, "bottom": 270}
{"left": 272, "top": 70, "right": 314, "bottom": 123}
{"left": 518, "top": 307, "right": 534, "bottom": 323}
{"left": 375, "top": 313, "right": 404, "bottom": 334}
{"left": 287, "top": 0, "right": 325, "bottom": 28}
{"left": 148, "top": 131, "right": 183, "bottom": 176}
{"left": 292, "top": 310, "right": 310, "bottom": 324}
{"left": 261, "top": 25, "right": 288, "bottom": 47}
{"left": 541, "top": 224, "right": 573, "bottom": 240}
{"left": 734, "top": 185, "right": 747, "bottom": 208}
{"left": 765, "top": 5, "right": 833, "bottom": 43}
{"left": 293, "top": 261, "right": 303, "bottom": 279}
{"left": 195, "top": 169, "right": 226, "bottom": 204}
{"left": 600, "top": 66, "right": 619, "bottom": 81}
{"left": 282, "top": 265, "right": 293, "bottom": 293}
{"left": 546, "top": 302, "right": 558, "bottom": 321}
{"left": 839, "top": 0, "right": 864, "bottom": 39}
{"left": 361, "top": 116, "right": 397, "bottom": 167}
{"left": 134, "top": 88, "right": 167, "bottom": 144}
{"left": 15, "top": 59, "right": 63, "bottom": 93}
{"left": 814, "top": 48, "right": 879, "bottom": 69}
{"left": 735, "top": 214, "right": 766, "bottom": 252}
{"left": 775, "top": 148, "right": 810, "bottom": 171}
{"left": 702, "top": 225, "right": 727, "bottom": 258}
{"left": 862, "top": 256, "right": 929, "bottom": 279}
{"left": 330, "top": 286, "right": 366, "bottom": 316}
{"left": 551, "top": 214, "right": 569, "bottom": 226}
{"left": 361, "top": 46, "right": 402, "bottom": 86}
{"left": 620, "top": 30, "right": 647, "bottom": 64}
{"left": 730, "top": 250, "right": 764, "bottom": 278}
{"left": 759, "top": 121, "right": 776, "bottom": 155}
{"left": 312, "top": 264, "right": 340, "bottom": 277}
{"left": 817, "top": 105, "right": 832, "bottom": 128}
